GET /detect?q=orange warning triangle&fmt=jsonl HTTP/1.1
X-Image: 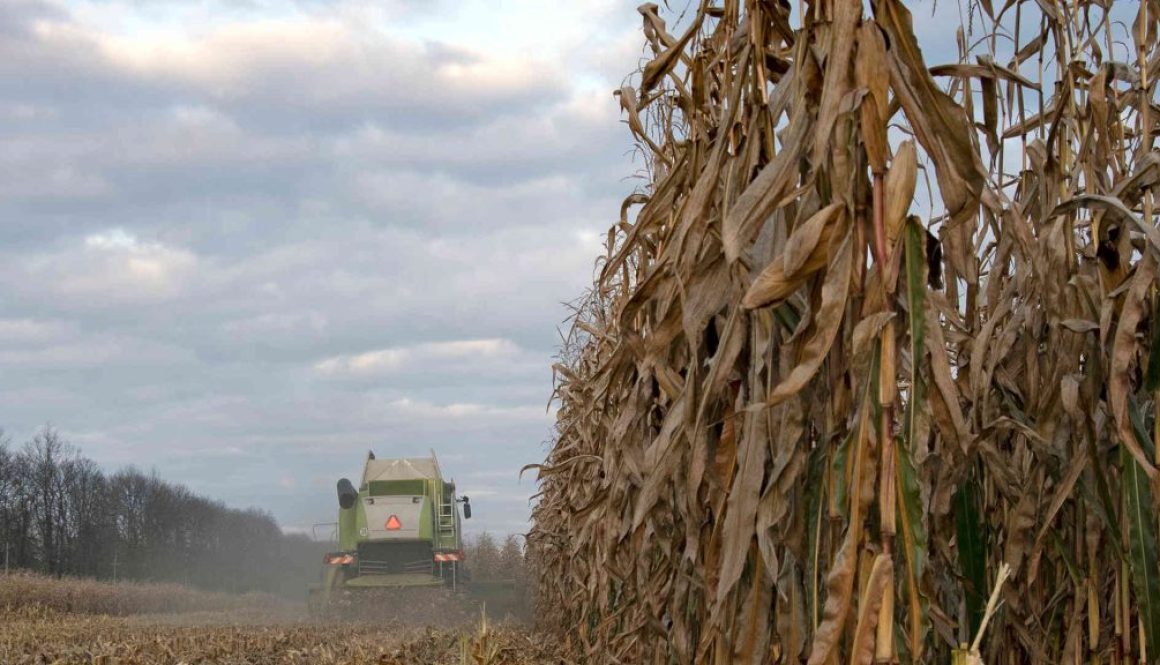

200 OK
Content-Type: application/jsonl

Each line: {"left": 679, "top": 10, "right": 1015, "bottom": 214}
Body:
{"left": 385, "top": 515, "right": 402, "bottom": 530}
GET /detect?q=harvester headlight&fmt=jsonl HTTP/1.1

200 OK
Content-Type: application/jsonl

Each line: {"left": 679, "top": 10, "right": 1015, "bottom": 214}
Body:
{"left": 324, "top": 553, "right": 356, "bottom": 566}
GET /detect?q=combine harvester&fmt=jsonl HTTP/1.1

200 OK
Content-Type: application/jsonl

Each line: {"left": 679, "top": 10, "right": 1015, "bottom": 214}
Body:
{"left": 309, "top": 451, "right": 472, "bottom": 614}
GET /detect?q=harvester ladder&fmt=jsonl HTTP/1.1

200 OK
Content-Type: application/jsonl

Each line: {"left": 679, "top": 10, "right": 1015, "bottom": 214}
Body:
{"left": 438, "top": 502, "right": 455, "bottom": 528}
{"left": 437, "top": 494, "right": 456, "bottom": 547}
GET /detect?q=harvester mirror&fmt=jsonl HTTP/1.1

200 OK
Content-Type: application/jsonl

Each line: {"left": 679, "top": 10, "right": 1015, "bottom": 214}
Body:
{"left": 336, "top": 478, "right": 357, "bottom": 509}
{"left": 459, "top": 496, "right": 471, "bottom": 519}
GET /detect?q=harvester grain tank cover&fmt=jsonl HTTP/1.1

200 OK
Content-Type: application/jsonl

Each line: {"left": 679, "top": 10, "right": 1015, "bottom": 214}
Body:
{"left": 364, "top": 495, "right": 422, "bottom": 539}
{"left": 361, "top": 457, "right": 440, "bottom": 484}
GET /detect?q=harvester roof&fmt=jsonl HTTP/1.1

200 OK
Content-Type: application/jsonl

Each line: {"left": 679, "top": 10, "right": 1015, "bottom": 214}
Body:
{"left": 361, "top": 455, "right": 442, "bottom": 486}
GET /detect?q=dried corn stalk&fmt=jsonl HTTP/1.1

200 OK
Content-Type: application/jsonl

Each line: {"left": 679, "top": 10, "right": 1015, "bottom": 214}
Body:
{"left": 529, "top": 0, "right": 1160, "bottom": 662}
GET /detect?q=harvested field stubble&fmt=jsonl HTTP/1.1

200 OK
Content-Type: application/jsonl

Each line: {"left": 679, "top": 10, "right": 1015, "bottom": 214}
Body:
{"left": 0, "top": 611, "right": 560, "bottom": 665}
{"left": 528, "top": 0, "right": 1160, "bottom": 663}
{"left": 0, "top": 575, "right": 562, "bottom": 664}
{"left": 0, "top": 572, "right": 291, "bottom": 617}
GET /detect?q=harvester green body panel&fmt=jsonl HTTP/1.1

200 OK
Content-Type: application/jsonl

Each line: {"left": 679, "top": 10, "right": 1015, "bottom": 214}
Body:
{"left": 312, "top": 452, "right": 468, "bottom": 609}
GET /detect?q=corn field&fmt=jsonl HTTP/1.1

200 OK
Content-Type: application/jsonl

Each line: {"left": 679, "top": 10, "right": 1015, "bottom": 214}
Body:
{"left": 0, "top": 574, "right": 559, "bottom": 665}
{"left": 527, "top": 0, "right": 1160, "bottom": 662}
{"left": 0, "top": 609, "right": 557, "bottom": 665}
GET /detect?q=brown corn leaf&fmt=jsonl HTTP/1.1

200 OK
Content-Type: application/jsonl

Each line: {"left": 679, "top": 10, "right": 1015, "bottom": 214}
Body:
{"left": 764, "top": 228, "right": 854, "bottom": 406}
{"left": 850, "top": 554, "right": 894, "bottom": 665}
{"left": 812, "top": 0, "right": 861, "bottom": 166}
{"left": 876, "top": 0, "right": 984, "bottom": 228}
{"left": 1108, "top": 255, "right": 1159, "bottom": 478}
{"left": 857, "top": 21, "right": 891, "bottom": 173}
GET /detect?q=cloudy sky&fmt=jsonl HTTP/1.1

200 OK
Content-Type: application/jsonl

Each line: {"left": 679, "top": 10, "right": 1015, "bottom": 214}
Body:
{"left": 0, "top": 0, "right": 659, "bottom": 536}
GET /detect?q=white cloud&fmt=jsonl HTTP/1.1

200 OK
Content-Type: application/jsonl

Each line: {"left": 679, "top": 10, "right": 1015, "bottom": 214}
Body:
{"left": 27, "top": 230, "right": 202, "bottom": 303}
{"left": 83, "top": 229, "right": 198, "bottom": 286}
{"left": 82, "top": 15, "right": 563, "bottom": 120}
{"left": 0, "top": 319, "right": 72, "bottom": 346}
{"left": 384, "top": 396, "right": 545, "bottom": 422}
{"left": 84, "top": 228, "right": 137, "bottom": 250}
{"left": 315, "top": 338, "right": 522, "bottom": 376}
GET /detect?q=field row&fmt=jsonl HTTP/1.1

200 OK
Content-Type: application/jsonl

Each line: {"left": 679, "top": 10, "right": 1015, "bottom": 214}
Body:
{"left": 0, "top": 610, "right": 561, "bottom": 665}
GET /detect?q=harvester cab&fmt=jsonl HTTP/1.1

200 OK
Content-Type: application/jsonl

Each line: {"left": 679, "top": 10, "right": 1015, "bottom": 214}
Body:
{"left": 310, "top": 450, "right": 471, "bottom": 611}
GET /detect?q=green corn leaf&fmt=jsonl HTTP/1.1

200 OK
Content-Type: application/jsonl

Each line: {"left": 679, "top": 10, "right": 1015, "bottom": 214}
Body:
{"left": 896, "top": 437, "right": 928, "bottom": 661}
{"left": 804, "top": 443, "right": 829, "bottom": 631}
{"left": 895, "top": 434, "right": 932, "bottom": 654}
{"left": 1048, "top": 530, "right": 1082, "bottom": 586}
{"left": 1146, "top": 293, "right": 1160, "bottom": 391}
{"left": 896, "top": 217, "right": 930, "bottom": 660}
{"left": 901, "top": 217, "right": 928, "bottom": 563}
{"left": 1083, "top": 434, "right": 1124, "bottom": 549}
{"left": 1125, "top": 396, "right": 1160, "bottom": 655}
{"left": 896, "top": 441, "right": 927, "bottom": 577}
{"left": 904, "top": 217, "right": 927, "bottom": 444}
{"left": 954, "top": 478, "right": 986, "bottom": 637}
{"left": 830, "top": 427, "right": 854, "bottom": 521}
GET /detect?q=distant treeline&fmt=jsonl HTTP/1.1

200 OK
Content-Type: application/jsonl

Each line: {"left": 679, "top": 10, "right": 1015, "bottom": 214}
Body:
{"left": 0, "top": 426, "right": 327, "bottom": 597}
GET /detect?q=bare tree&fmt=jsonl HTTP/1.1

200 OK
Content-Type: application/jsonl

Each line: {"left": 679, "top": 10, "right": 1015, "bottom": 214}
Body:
{"left": 467, "top": 531, "right": 501, "bottom": 580}
{"left": 0, "top": 425, "right": 326, "bottom": 596}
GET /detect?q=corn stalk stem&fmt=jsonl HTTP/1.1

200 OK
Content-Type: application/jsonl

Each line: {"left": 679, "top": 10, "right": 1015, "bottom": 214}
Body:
{"left": 871, "top": 172, "right": 897, "bottom": 545}
{"left": 873, "top": 167, "right": 897, "bottom": 660}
